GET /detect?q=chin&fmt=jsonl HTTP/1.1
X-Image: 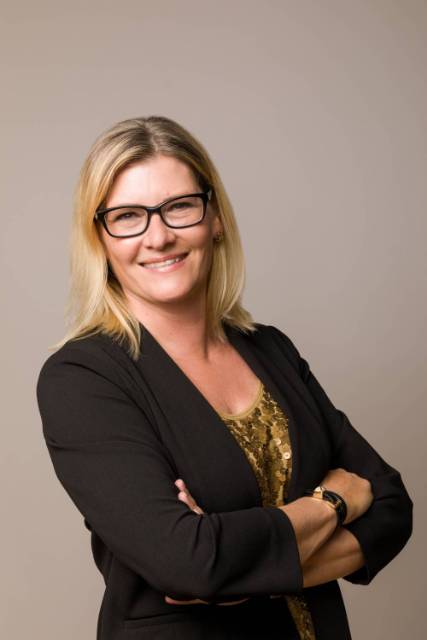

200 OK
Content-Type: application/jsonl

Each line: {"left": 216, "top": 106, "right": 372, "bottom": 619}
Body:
{"left": 139, "top": 283, "right": 199, "bottom": 304}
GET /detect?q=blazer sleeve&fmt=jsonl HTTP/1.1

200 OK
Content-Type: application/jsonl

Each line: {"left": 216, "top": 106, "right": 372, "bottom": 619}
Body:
{"left": 36, "top": 342, "right": 304, "bottom": 601}
{"left": 267, "top": 325, "right": 413, "bottom": 586}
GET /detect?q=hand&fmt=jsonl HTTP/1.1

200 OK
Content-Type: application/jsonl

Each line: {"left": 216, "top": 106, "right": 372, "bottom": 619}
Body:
{"left": 321, "top": 468, "right": 374, "bottom": 524}
{"left": 164, "top": 479, "right": 250, "bottom": 607}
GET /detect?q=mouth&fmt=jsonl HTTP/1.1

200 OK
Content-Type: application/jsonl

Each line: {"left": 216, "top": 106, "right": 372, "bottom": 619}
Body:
{"left": 139, "top": 252, "right": 189, "bottom": 270}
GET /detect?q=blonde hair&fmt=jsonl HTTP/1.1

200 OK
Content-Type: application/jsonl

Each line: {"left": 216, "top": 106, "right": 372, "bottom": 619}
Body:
{"left": 51, "top": 115, "right": 257, "bottom": 361}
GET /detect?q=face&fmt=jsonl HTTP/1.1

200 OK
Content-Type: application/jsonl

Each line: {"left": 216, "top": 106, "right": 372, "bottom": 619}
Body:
{"left": 98, "top": 154, "right": 223, "bottom": 314}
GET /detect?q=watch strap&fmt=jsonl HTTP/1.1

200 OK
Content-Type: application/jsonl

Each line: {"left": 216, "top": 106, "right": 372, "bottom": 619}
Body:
{"left": 303, "top": 485, "right": 347, "bottom": 526}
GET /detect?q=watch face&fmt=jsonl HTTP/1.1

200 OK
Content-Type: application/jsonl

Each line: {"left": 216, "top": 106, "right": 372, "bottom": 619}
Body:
{"left": 313, "top": 486, "right": 324, "bottom": 498}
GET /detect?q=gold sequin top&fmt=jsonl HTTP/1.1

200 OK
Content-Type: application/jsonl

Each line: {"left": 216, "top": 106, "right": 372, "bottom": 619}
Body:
{"left": 218, "top": 379, "right": 316, "bottom": 640}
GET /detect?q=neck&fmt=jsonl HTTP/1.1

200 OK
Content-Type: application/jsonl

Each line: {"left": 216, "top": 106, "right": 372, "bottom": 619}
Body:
{"left": 125, "top": 290, "right": 223, "bottom": 362}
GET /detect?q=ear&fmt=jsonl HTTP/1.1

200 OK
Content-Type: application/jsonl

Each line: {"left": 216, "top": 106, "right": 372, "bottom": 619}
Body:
{"left": 212, "top": 212, "right": 224, "bottom": 238}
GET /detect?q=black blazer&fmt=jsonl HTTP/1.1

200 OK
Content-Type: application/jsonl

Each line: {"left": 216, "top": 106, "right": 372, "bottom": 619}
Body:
{"left": 36, "top": 322, "right": 413, "bottom": 640}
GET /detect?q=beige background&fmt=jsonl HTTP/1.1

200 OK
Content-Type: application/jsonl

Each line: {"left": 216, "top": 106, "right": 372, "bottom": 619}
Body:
{"left": 1, "top": 1, "right": 425, "bottom": 638}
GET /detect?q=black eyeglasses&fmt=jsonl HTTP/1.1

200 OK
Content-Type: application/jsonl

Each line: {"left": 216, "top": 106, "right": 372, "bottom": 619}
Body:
{"left": 94, "top": 189, "right": 213, "bottom": 238}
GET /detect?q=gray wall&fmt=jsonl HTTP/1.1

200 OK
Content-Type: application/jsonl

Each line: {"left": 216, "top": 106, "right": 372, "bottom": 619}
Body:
{"left": 2, "top": 1, "right": 425, "bottom": 638}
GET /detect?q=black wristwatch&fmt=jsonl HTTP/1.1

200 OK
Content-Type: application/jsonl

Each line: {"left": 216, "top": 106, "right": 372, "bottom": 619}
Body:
{"left": 303, "top": 485, "right": 347, "bottom": 526}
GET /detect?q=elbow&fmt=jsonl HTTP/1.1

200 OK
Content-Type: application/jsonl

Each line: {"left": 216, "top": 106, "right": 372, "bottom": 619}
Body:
{"left": 342, "top": 486, "right": 414, "bottom": 586}
{"left": 370, "top": 489, "right": 414, "bottom": 584}
{"left": 374, "top": 469, "right": 414, "bottom": 561}
{"left": 388, "top": 477, "right": 414, "bottom": 555}
{"left": 397, "top": 490, "right": 413, "bottom": 552}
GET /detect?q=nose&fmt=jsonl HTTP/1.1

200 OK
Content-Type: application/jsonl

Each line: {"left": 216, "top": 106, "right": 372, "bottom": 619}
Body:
{"left": 142, "top": 211, "right": 177, "bottom": 248}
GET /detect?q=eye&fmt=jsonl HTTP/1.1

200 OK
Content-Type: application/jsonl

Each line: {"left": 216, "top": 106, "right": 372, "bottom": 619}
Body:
{"left": 170, "top": 200, "right": 196, "bottom": 211}
{"left": 116, "top": 211, "right": 136, "bottom": 220}
{"left": 110, "top": 208, "right": 144, "bottom": 222}
{"left": 170, "top": 201, "right": 190, "bottom": 209}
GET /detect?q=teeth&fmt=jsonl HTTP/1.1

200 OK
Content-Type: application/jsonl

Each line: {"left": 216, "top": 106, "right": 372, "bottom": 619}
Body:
{"left": 144, "top": 255, "right": 185, "bottom": 269}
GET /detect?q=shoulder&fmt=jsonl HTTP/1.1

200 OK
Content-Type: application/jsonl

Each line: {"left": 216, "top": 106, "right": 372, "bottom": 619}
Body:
{"left": 36, "top": 331, "right": 133, "bottom": 397}
{"left": 37, "top": 332, "right": 115, "bottom": 373}
{"left": 36, "top": 331, "right": 146, "bottom": 443}
{"left": 240, "top": 322, "right": 302, "bottom": 369}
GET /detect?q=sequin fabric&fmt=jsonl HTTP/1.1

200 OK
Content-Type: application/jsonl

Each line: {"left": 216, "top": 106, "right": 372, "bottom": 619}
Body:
{"left": 218, "top": 380, "right": 316, "bottom": 640}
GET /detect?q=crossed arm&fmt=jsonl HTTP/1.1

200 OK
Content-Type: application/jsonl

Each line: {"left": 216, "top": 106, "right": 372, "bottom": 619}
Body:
{"left": 301, "top": 524, "right": 364, "bottom": 588}
{"left": 38, "top": 332, "right": 411, "bottom": 608}
{"left": 165, "top": 479, "right": 365, "bottom": 605}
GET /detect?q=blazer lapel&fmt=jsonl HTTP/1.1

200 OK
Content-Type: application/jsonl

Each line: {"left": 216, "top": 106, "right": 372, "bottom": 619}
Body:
{"left": 134, "top": 321, "right": 327, "bottom": 513}
{"left": 135, "top": 322, "right": 263, "bottom": 512}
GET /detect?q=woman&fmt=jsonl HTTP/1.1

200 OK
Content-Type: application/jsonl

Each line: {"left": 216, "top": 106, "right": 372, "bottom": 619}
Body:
{"left": 36, "top": 116, "right": 413, "bottom": 640}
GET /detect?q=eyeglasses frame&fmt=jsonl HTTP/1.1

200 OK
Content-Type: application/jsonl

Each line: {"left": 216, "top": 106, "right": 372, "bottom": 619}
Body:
{"left": 94, "top": 188, "right": 213, "bottom": 238}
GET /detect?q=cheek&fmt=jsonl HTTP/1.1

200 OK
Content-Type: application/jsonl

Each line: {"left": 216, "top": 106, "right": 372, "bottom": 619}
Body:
{"left": 191, "top": 233, "right": 215, "bottom": 272}
{"left": 104, "top": 238, "right": 140, "bottom": 269}
{"left": 190, "top": 226, "right": 214, "bottom": 253}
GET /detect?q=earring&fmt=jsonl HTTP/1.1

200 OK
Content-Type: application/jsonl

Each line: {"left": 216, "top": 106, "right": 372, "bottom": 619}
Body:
{"left": 214, "top": 232, "right": 224, "bottom": 243}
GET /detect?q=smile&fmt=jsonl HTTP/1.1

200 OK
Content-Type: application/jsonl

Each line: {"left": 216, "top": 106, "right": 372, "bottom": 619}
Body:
{"left": 140, "top": 253, "right": 188, "bottom": 271}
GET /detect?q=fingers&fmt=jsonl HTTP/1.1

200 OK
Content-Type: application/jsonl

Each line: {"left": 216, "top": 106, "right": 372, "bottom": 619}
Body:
{"left": 165, "top": 595, "right": 250, "bottom": 606}
{"left": 165, "top": 596, "right": 211, "bottom": 605}
{"left": 216, "top": 598, "right": 250, "bottom": 606}
{"left": 175, "top": 479, "right": 204, "bottom": 515}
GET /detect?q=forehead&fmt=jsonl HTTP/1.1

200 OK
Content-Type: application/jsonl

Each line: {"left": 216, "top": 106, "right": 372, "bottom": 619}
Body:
{"left": 106, "top": 155, "right": 198, "bottom": 208}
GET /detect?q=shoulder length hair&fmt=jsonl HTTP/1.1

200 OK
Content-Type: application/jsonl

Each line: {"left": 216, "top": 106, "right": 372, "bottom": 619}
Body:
{"left": 51, "top": 115, "right": 257, "bottom": 361}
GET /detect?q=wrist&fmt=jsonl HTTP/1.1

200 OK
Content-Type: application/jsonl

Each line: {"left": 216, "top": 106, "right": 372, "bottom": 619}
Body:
{"left": 302, "top": 495, "right": 339, "bottom": 525}
{"left": 303, "top": 485, "right": 348, "bottom": 526}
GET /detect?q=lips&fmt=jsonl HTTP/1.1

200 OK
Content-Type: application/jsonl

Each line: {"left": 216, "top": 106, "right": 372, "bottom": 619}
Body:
{"left": 140, "top": 252, "right": 188, "bottom": 266}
